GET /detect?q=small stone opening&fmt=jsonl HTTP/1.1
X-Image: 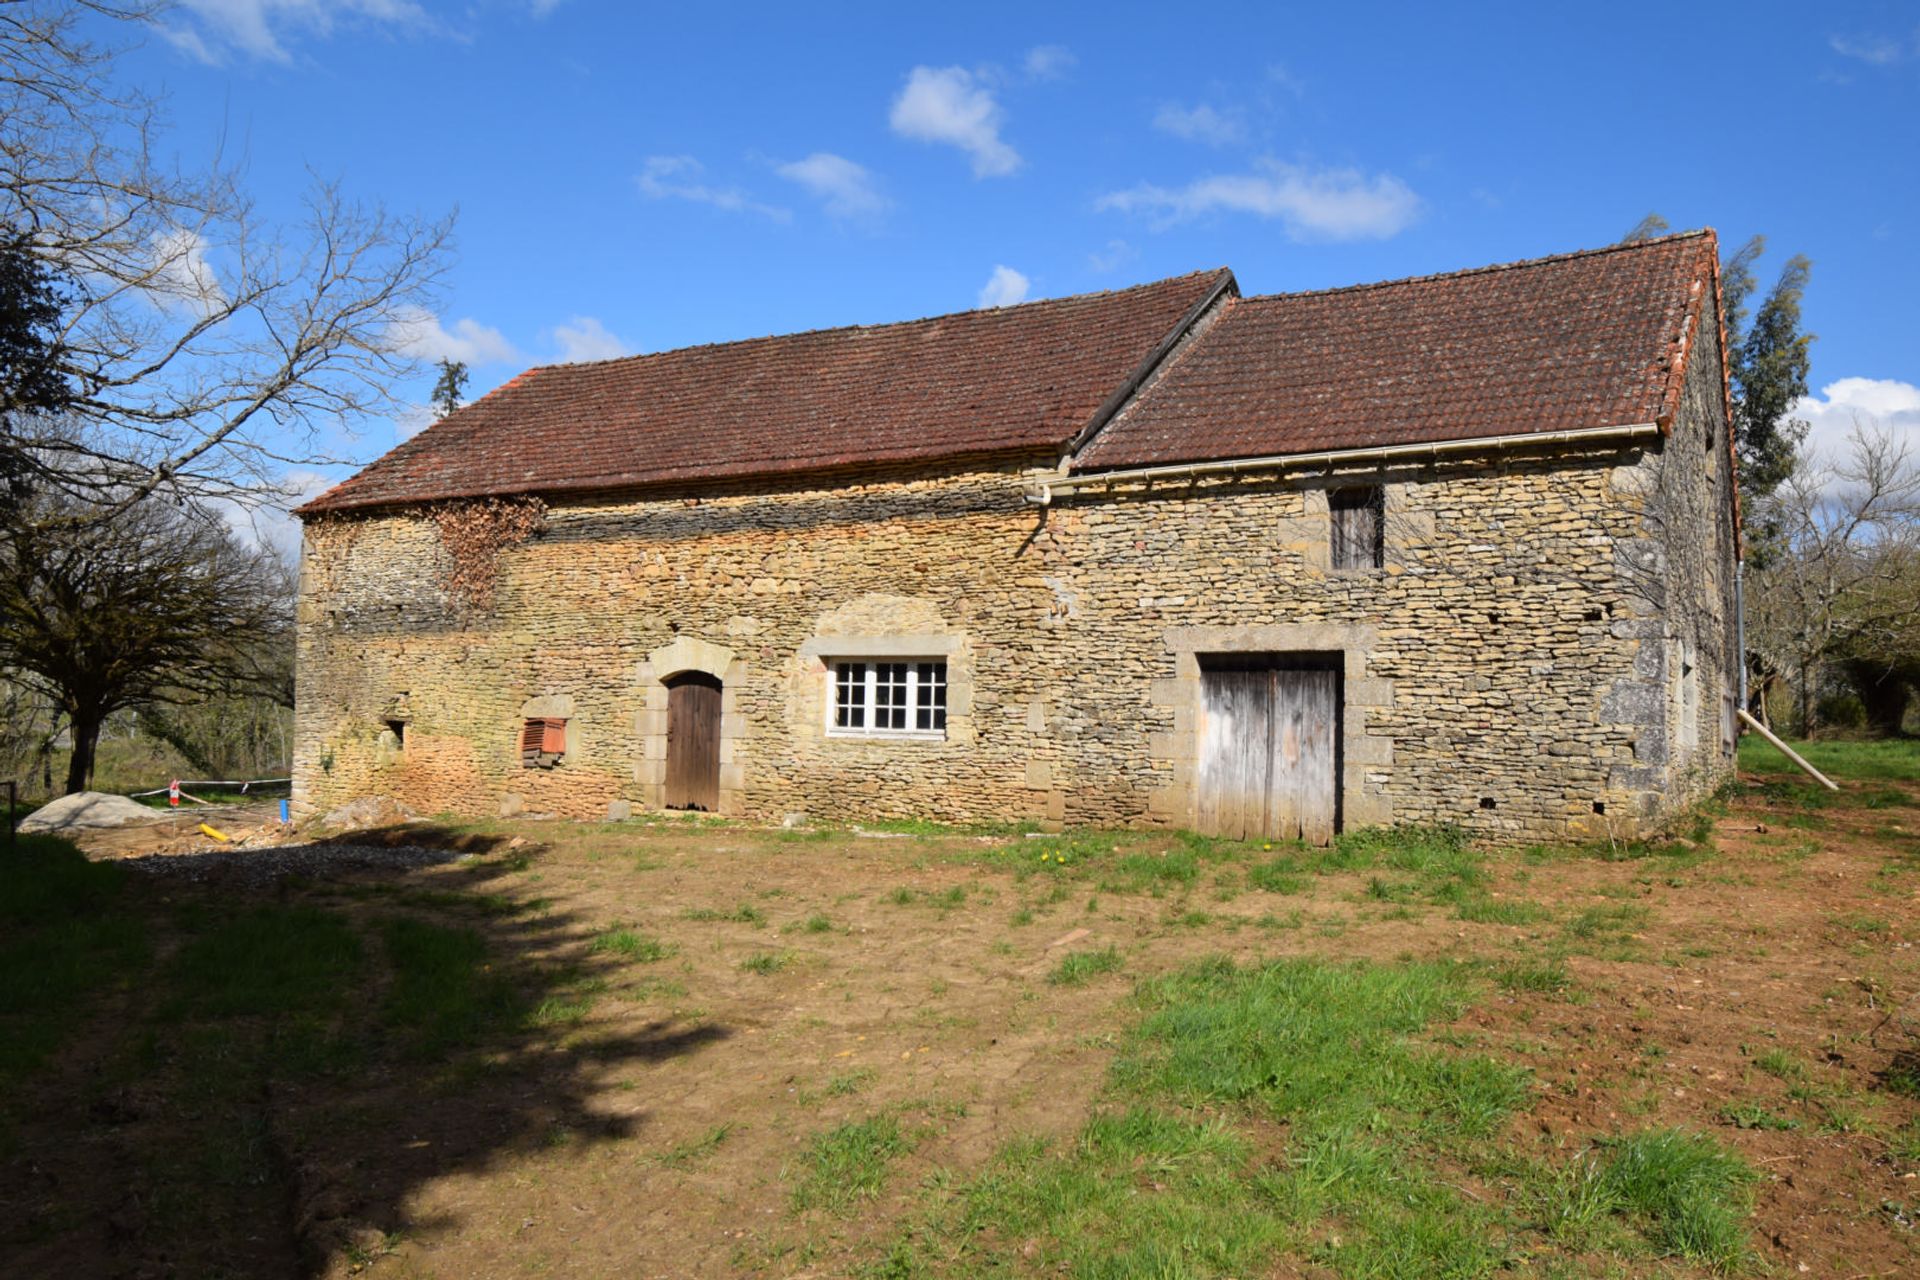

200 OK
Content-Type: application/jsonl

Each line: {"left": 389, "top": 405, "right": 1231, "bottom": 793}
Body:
{"left": 1592, "top": 800, "right": 1606, "bottom": 815}
{"left": 1479, "top": 796, "right": 1497, "bottom": 810}
{"left": 385, "top": 719, "right": 406, "bottom": 749}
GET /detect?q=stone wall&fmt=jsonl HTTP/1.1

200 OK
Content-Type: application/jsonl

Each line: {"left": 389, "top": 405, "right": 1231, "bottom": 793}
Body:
{"left": 296, "top": 431, "right": 1736, "bottom": 841}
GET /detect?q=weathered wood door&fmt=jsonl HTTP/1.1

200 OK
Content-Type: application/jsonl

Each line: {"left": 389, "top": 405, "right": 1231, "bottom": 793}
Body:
{"left": 664, "top": 672, "right": 722, "bottom": 811}
{"left": 1196, "top": 659, "right": 1338, "bottom": 844}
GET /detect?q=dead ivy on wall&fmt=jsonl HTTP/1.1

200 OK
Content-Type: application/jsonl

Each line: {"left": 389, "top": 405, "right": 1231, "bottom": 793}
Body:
{"left": 429, "top": 496, "right": 548, "bottom": 610}
{"left": 302, "top": 513, "right": 367, "bottom": 593}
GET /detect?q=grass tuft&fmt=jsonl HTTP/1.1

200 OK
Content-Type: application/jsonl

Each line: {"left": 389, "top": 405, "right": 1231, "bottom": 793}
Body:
{"left": 1047, "top": 946, "right": 1123, "bottom": 986}
{"left": 1593, "top": 1128, "right": 1755, "bottom": 1268}
{"left": 653, "top": 1121, "right": 735, "bottom": 1168}
{"left": 792, "top": 1113, "right": 916, "bottom": 1213}
{"left": 684, "top": 903, "right": 766, "bottom": 925}
{"left": 741, "top": 950, "right": 793, "bottom": 975}
{"left": 589, "top": 927, "right": 670, "bottom": 962}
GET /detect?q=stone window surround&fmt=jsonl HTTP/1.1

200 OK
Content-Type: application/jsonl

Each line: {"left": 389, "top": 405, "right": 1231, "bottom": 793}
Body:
{"left": 824, "top": 657, "right": 950, "bottom": 740}
{"left": 634, "top": 637, "right": 747, "bottom": 814}
{"left": 797, "top": 633, "right": 974, "bottom": 747}
{"left": 1148, "top": 623, "right": 1395, "bottom": 832}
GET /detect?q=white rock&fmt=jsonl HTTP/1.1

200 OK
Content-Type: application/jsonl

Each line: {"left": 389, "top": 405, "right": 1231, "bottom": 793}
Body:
{"left": 17, "top": 791, "right": 164, "bottom": 834}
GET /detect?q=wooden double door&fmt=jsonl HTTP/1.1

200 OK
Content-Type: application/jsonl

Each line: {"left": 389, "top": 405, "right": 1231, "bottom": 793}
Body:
{"left": 1196, "top": 655, "right": 1340, "bottom": 844}
{"left": 664, "top": 672, "right": 722, "bottom": 811}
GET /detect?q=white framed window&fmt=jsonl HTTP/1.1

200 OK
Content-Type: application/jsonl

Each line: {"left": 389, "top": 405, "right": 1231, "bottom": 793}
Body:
{"left": 829, "top": 660, "right": 947, "bottom": 738}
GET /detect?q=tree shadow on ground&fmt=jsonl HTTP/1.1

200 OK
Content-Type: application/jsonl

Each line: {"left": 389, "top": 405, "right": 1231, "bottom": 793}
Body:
{"left": 0, "top": 825, "right": 733, "bottom": 1278}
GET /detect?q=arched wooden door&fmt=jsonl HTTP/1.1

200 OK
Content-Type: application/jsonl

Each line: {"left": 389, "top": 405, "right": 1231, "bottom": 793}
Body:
{"left": 664, "top": 672, "right": 722, "bottom": 811}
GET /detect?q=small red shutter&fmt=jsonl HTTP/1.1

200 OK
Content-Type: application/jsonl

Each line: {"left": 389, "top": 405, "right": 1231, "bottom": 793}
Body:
{"left": 520, "top": 718, "right": 567, "bottom": 765}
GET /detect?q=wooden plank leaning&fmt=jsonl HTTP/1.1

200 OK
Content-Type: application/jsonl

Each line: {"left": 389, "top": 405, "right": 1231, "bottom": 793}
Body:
{"left": 1736, "top": 709, "right": 1840, "bottom": 792}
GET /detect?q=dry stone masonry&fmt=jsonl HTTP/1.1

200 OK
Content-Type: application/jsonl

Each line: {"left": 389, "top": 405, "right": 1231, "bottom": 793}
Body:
{"left": 294, "top": 236, "right": 1741, "bottom": 843}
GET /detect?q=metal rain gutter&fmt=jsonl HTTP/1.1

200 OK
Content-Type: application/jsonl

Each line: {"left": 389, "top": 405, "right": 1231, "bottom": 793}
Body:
{"left": 1022, "top": 422, "right": 1663, "bottom": 506}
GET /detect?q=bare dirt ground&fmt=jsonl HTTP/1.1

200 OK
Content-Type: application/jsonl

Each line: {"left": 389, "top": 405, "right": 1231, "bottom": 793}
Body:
{"left": 6, "top": 765, "right": 1919, "bottom": 1279}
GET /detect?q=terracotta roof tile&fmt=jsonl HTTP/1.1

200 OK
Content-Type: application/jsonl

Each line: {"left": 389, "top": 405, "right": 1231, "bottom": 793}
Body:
{"left": 298, "top": 269, "right": 1232, "bottom": 513}
{"left": 1076, "top": 231, "right": 1719, "bottom": 471}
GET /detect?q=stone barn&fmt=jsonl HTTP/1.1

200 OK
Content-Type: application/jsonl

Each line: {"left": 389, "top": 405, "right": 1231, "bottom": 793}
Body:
{"left": 294, "top": 231, "right": 1741, "bottom": 843}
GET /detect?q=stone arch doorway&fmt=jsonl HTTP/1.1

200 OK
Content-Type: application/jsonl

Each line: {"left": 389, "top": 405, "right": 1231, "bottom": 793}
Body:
{"left": 639, "top": 636, "right": 743, "bottom": 815}
{"left": 664, "top": 670, "right": 722, "bottom": 811}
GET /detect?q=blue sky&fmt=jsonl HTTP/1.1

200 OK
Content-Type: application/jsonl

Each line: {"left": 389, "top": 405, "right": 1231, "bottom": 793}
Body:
{"left": 106, "top": 1, "right": 1920, "bottom": 500}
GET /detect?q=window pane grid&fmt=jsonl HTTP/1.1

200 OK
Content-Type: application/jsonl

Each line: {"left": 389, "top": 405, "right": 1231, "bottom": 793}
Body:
{"left": 828, "top": 659, "right": 947, "bottom": 738}
{"left": 915, "top": 661, "right": 946, "bottom": 731}
{"left": 835, "top": 661, "right": 866, "bottom": 729}
{"left": 875, "top": 662, "right": 908, "bottom": 730}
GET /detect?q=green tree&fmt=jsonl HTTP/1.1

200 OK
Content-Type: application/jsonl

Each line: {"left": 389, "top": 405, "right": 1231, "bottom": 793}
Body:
{"left": 0, "top": 236, "right": 75, "bottom": 493}
{"left": 430, "top": 358, "right": 469, "bottom": 420}
{"left": 1731, "top": 253, "right": 1813, "bottom": 499}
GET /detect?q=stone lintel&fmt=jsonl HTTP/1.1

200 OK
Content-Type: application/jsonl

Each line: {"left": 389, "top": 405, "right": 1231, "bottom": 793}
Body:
{"left": 648, "top": 635, "right": 736, "bottom": 681}
{"left": 519, "top": 693, "right": 575, "bottom": 720}
{"left": 798, "top": 633, "right": 962, "bottom": 659}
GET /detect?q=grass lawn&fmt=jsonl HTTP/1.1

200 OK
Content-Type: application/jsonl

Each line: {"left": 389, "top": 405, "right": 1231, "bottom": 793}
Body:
{"left": 3, "top": 740, "right": 1919, "bottom": 1277}
{"left": 1738, "top": 732, "right": 1920, "bottom": 781}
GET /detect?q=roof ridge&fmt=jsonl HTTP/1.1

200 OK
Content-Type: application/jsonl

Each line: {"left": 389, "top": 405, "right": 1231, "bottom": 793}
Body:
{"left": 520, "top": 267, "right": 1235, "bottom": 374}
{"left": 1243, "top": 229, "right": 1715, "bottom": 303}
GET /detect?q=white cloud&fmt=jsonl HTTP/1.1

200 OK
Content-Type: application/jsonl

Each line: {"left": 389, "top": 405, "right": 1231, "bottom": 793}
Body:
{"left": 775, "top": 153, "right": 891, "bottom": 221}
{"left": 1024, "top": 45, "right": 1076, "bottom": 80}
{"left": 386, "top": 305, "right": 521, "bottom": 366}
{"left": 551, "top": 315, "right": 632, "bottom": 364}
{"left": 1087, "top": 238, "right": 1136, "bottom": 273}
{"left": 1829, "top": 32, "right": 1910, "bottom": 65}
{"left": 889, "top": 66, "right": 1022, "bottom": 178}
{"left": 162, "top": 0, "right": 430, "bottom": 65}
{"left": 1152, "top": 102, "right": 1247, "bottom": 148}
{"left": 977, "top": 265, "right": 1030, "bottom": 309}
{"left": 636, "top": 156, "right": 791, "bottom": 221}
{"left": 1265, "top": 62, "right": 1308, "bottom": 98}
{"left": 220, "top": 467, "right": 334, "bottom": 566}
{"left": 529, "top": 0, "right": 568, "bottom": 16}
{"left": 1096, "top": 157, "right": 1421, "bottom": 241}
{"left": 147, "top": 226, "right": 225, "bottom": 317}
{"left": 1791, "top": 377, "right": 1920, "bottom": 463}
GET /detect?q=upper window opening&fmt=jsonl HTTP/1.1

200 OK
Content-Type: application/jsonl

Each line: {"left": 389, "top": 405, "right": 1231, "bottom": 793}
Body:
{"left": 521, "top": 717, "right": 567, "bottom": 768}
{"left": 830, "top": 660, "right": 947, "bottom": 738}
{"left": 1329, "top": 486, "right": 1384, "bottom": 571}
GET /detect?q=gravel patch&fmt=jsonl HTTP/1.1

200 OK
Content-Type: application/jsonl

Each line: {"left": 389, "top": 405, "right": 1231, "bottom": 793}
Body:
{"left": 115, "top": 841, "right": 463, "bottom": 886}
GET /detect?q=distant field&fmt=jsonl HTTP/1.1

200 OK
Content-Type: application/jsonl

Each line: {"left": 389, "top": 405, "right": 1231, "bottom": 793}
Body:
{"left": 2, "top": 742, "right": 1917, "bottom": 1277}
{"left": 1738, "top": 733, "right": 1920, "bottom": 781}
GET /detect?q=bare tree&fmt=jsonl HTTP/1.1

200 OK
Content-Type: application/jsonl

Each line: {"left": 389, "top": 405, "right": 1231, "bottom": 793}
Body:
{"left": 0, "top": 484, "right": 289, "bottom": 794}
{"left": 1745, "top": 424, "right": 1920, "bottom": 733}
{"left": 1, "top": 1, "right": 450, "bottom": 512}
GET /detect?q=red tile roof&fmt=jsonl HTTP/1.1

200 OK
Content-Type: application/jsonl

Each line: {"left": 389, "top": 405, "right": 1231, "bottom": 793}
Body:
{"left": 1076, "top": 231, "right": 1720, "bottom": 472}
{"left": 298, "top": 269, "right": 1233, "bottom": 513}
